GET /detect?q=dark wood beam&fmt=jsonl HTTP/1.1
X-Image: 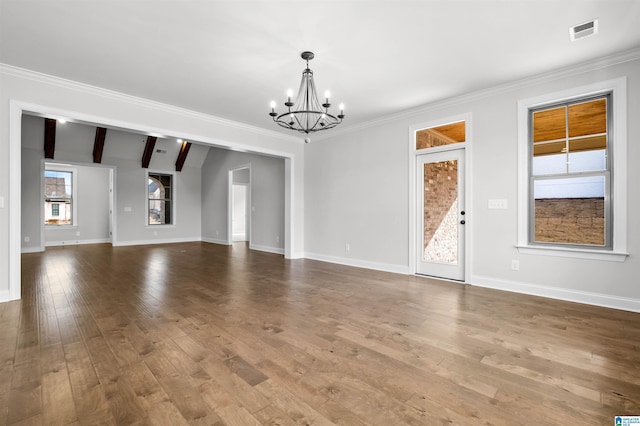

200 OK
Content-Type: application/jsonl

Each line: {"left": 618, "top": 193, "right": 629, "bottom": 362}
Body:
{"left": 141, "top": 136, "right": 157, "bottom": 168}
{"left": 175, "top": 141, "right": 192, "bottom": 172}
{"left": 44, "top": 118, "right": 56, "bottom": 159}
{"left": 93, "top": 127, "right": 107, "bottom": 163}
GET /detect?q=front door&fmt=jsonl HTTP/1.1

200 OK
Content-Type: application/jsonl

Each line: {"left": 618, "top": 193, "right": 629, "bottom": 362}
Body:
{"left": 417, "top": 149, "right": 465, "bottom": 280}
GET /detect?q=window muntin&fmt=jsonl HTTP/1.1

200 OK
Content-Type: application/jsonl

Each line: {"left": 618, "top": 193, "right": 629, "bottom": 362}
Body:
{"left": 148, "top": 172, "right": 172, "bottom": 225}
{"left": 44, "top": 169, "right": 73, "bottom": 225}
{"left": 529, "top": 94, "right": 610, "bottom": 248}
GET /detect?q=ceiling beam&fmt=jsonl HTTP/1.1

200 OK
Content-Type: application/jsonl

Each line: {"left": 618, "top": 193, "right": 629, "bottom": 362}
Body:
{"left": 93, "top": 127, "right": 107, "bottom": 163}
{"left": 44, "top": 118, "right": 56, "bottom": 159}
{"left": 141, "top": 136, "right": 157, "bottom": 168}
{"left": 175, "top": 141, "right": 192, "bottom": 172}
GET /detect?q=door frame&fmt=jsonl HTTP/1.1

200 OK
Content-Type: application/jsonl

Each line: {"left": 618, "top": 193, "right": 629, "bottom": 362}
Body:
{"left": 227, "top": 164, "right": 251, "bottom": 245}
{"left": 408, "top": 114, "right": 472, "bottom": 280}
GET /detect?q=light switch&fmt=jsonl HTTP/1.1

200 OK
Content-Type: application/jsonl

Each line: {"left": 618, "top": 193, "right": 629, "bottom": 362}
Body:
{"left": 124, "top": 206, "right": 132, "bottom": 212}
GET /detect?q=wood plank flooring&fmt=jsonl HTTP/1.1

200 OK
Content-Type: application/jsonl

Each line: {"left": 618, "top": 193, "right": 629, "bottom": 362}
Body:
{"left": 2, "top": 242, "right": 640, "bottom": 425}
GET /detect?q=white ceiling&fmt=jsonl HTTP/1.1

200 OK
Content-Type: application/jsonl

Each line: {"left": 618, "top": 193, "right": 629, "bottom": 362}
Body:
{"left": 1, "top": 0, "right": 639, "bottom": 137}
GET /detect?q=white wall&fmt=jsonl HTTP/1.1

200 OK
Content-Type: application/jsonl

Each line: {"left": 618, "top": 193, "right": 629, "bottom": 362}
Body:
{"left": 305, "top": 54, "right": 640, "bottom": 311}
{"left": 202, "top": 147, "right": 285, "bottom": 254}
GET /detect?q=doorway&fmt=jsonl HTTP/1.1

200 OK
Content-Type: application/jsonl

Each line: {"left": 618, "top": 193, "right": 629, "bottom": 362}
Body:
{"left": 228, "top": 165, "right": 251, "bottom": 245}
{"left": 232, "top": 184, "right": 249, "bottom": 242}
{"left": 411, "top": 117, "right": 469, "bottom": 281}
{"left": 416, "top": 149, "right": 465, "bottom": 280}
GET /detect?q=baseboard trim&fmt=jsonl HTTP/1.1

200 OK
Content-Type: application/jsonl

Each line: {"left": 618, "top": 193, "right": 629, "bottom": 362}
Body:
{"left": 45, "top": 239, "right": 111, "bottom": 247}
{"left": 470, "top": 274, "right": 640, "bottom": 313}
{"left": 113, "top": 237, "right": 201, "bottom": 247}
{"left": 0, "top": 290, "right": 15, "bottom": 303}
{"left": 250, "top": 244, "right": 284, "bottom": 255}
{"left": 304, "top": 252, "right": 410, "bottom": 275}
{"left": 21, "top": 246, "right": 44, "bottom": 253}
{"left": 201, "top": 237, "right": 231, "bottom": 246}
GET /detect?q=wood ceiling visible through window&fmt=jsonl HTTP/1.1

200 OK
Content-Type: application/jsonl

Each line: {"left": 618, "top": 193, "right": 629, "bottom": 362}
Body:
{"left": 416, "top": 121, "right": 465, "bottom": 150}
{"left": 532, "top": 98, "right": 607, "bottom": 156}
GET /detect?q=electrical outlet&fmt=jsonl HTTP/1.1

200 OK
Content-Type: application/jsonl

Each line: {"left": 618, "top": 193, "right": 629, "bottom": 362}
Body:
{"left": 511, "top": 259, "right": 520, "bottom": 270}
{"left": 276, "top": 235, "right": 280, "bottom": 243}
{"left": 24, "top": 236, "right": 30, "bottom": 243}
{"left": 345, "top": 243, "right": 350, "bottom": 252}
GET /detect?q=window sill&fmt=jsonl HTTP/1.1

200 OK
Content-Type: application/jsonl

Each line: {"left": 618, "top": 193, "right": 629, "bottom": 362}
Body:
{"left": 45, "top": 225, "right": 77, "bottom": 229}
{"left": 516, "top": 244, "right": 628, "bottom": 262}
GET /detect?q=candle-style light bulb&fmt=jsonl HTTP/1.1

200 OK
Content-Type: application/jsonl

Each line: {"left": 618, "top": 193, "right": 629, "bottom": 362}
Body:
{"left": 339, "top": 103, "right": 345, "bottom": 114}
{"left": 324, "top": 90, "right": 331, "bottom": 103}
{"left": 270, "top": 101, "right": 276, "bottom": 112}
{"left": 286, "top": 89, "right": 293, "bottom": 102}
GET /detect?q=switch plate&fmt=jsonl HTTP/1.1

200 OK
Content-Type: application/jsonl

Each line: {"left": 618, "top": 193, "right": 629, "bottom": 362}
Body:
{"left": 488, "top": 199, "right": 508, "bottom": 209}
{"left": 124, "top": 206, "right": 132, "bottom": 212}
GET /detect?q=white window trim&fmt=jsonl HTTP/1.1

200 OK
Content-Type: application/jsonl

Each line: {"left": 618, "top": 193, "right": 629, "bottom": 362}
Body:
{"left": 145, "top": 170, "right": 176, "bottom": 227}
{"left": 516, "top": 77, "right": 628, "bottom": 262}
{"left": 44, "top": 162, "right": 78, "bottom": 228}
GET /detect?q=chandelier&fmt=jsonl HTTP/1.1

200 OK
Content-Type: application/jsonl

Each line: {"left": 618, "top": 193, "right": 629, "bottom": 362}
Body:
{"left": 269, "top": 51, "right": 345, "bottom": 134}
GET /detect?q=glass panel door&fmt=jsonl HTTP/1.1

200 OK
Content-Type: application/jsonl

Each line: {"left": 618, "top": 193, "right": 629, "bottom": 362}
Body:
{"left": 417, "top": 149, "right": 465, "bottom": 280}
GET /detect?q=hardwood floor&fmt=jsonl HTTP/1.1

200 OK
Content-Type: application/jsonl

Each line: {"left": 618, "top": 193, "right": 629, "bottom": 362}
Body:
{"left": 2, "top": 242, "right": 639, "bottom": 425}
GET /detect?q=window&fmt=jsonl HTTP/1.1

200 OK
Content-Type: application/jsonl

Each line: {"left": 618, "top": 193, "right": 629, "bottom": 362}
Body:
{"left": 148, "top": 172, "right": 172, "bottom": 225}
{"left": 517, "top": 78, "right": 627, "bottom": 261}
{"left": 530, "top": 95, "right": 610, "bottom": 248}
{"left": 44, "top": 169, "right": 74, "bottom": 225}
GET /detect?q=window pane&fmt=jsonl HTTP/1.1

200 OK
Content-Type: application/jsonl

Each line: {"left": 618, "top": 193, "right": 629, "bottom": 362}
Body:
{"left": 533, "top": 176, "right": 605, "bottom": 246}
{"left": 568, "top": 149, "right": 606, "bottom": 173}
{"left": 44, "top": 170, "right": 72, "bottom": 225}
{"left": 532, "top": 153, "right": 567, "bottom": 176}
{"left": 423, "top": 160, "right": 458, "bottom": 264}
{"left": 148, "top": 173, "right": 172, "bottom": 225}
{"left": 416, "top": 121, "right": 465, "bottom": 149}
{"left": 568, "top": 98, "right": 606, "bottom": 138}
{"left": 533, "top": 106, "right": 566, "bottom": 143}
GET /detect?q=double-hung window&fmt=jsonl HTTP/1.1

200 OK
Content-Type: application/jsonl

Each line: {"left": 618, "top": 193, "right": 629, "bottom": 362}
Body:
{"left": 44, "top": 168, "right": 75, "bottom": 226}
{"left": 530, "top": 95, "right": 610, "bottom": 247}
{"left": 147, "top": 172, "right": 173, "bottom": 225}
{"left": 517, "top": 78, "right": 627, "bottom": 261}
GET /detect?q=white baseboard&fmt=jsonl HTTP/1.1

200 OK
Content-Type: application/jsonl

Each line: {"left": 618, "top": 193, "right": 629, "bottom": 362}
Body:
{"left": 250, "top": 243, "right": 284, "bottom": 255}
{"left": 45, "top": 238, "right": 111, "bottom": 247}
{"left": 304, "top": 252, "right": 410, "bottom": 275}
{"left": 0, "top": 290, "right": 15, "bottom": 303}
{"left": 113, "top": 237, "right": 201, "bottom": 247}
{"left": 201, "top": 237, "right": 231, "bottom": 245}
{"left": 471, "top": 274, "right": 640, "bottom": 313}
{"left": 21, "top": 246, "right": 44, "bottom": 253}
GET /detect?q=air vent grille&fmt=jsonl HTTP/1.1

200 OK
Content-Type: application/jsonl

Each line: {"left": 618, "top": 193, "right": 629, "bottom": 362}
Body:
{"left": 570, "top": 19, "right": 598, "bottom": 41}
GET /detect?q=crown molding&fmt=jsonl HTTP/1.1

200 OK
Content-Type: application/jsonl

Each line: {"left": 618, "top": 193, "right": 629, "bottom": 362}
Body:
{"left": 314, "top": 47, "right": 640, "bottom": 141}
{"left": 0, "top": 63, "right": 302, "bottom": 144}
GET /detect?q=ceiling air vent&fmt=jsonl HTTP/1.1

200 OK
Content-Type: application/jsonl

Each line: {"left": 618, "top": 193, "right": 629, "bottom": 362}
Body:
{"left": 156, "top": 148, "right": 167, "bottom": 154}
{"left": 570, "top": 19, "right": 598, "bottom": 41}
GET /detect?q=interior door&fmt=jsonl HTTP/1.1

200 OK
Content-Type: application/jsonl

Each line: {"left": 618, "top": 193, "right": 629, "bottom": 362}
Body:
{"left": 417, "top": 149, "right": 465, "bottom": 280}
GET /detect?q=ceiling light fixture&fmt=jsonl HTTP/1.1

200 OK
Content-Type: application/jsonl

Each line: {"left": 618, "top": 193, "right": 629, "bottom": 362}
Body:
{"left": 269, "top": 51, "right": 345, "bottom": 134}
